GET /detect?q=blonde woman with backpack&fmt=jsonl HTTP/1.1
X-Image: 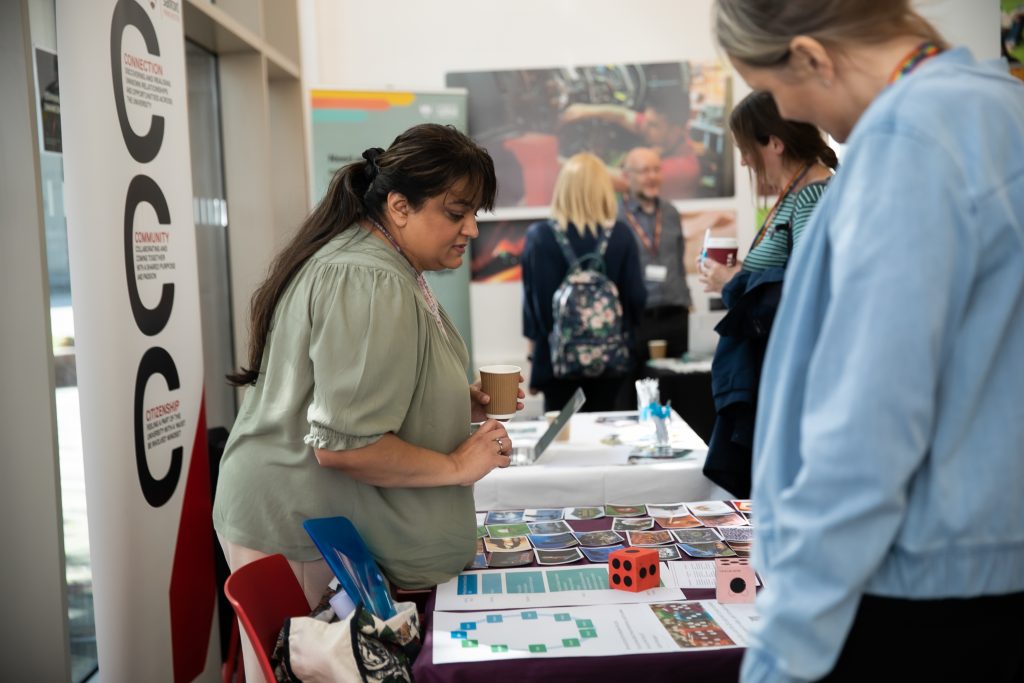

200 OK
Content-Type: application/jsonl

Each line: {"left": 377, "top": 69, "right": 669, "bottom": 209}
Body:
{"left": 521, "top": 153, "right": 647, "bottom": 412}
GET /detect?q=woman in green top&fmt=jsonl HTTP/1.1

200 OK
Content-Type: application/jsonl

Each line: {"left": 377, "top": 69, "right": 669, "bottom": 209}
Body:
{"left": 214, "top": 125, "right": 519, "bottom": 624}
{"left": 698, "top": 92, "right": 837, "bottom": 498}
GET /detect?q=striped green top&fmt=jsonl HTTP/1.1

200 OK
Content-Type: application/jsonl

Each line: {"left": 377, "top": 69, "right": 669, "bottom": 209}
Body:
{"left": 743, "top": 180, "right": 829, "bottom": 272}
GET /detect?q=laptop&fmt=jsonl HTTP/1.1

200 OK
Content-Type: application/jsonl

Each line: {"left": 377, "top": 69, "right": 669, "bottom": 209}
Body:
{"left": 510, "top": 388, "right": 586, "bottom": 465}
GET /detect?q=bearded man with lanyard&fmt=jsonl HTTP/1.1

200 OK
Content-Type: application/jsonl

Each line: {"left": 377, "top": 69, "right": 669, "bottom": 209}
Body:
{"left": 617, "top": 146, "right": 692, "bottom": 365}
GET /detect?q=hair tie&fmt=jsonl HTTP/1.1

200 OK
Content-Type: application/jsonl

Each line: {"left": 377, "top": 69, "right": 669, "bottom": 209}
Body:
{"left": 362, "top": 147, "right": 384, "bottom": 181}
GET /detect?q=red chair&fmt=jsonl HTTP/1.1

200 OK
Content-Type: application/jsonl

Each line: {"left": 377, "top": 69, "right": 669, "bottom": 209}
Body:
{"left": 224, "top": 554, "right": 310, "bottom": 683}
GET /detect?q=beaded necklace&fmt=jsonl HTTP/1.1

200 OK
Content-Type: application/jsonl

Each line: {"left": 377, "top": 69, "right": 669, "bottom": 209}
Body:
{"left": 367, "top": 217, "right": 448, "bottom": 340}
{"left": 887, "top": 41, "right": 943, "bottom": 85}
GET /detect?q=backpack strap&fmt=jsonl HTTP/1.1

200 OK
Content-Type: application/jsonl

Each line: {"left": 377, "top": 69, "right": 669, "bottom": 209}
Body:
{"left": 549, "top": 221, "right": 579, "bottom": 266}
{"left": 577, "top": 226, "right": 611, "bottom": 274}
{"left": 594, "top": 226, "right": 612, "bottom": 260}
{"left": 551, "top": 221, "right": 611, "bottom": 273}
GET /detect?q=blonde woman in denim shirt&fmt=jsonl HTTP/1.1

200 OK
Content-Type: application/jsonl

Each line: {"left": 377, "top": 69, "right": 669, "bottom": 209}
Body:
{"left": 714, "top": 0, "right": 1024, "bottom": 680}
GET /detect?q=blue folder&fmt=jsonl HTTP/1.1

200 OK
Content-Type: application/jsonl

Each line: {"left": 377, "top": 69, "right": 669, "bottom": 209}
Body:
{"left": 303, "top": 516, "right": 397, "bottom": 619}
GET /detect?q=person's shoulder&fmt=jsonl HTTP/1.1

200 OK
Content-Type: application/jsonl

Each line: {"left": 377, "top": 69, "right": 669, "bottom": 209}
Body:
{"left": 923, "top": 48, "right": 1024, "bottom": 103}
{"left": 608, "top": 221, "right": 640, "bottom": 252}
{"left": 659, "top": 198, "right": 682, "bottom": 221}
{"left": 309, "top": 230, "right": 413, "bottom": 290}
{"left": 314, "top": 227, "right": 385, "bottom": 265}
{"left": 849, "top": 48, "right": 1024, "bottom": 197}
{"left": 524, "top": 221, "right": 559, "bottom": 255}
{"left": 526, "top": 219, "right": 555, "bottom": 240}
{"left": 862, "top": 48, "right": 1024, "bottom": 139}
{"left": 608, "top": 220, "right": 633, "bottom": 239}
{"left": 793, "top": 181, "right": 829, "bottom": 206}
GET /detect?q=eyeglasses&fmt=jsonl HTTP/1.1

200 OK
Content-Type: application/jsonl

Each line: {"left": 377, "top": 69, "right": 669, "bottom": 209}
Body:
{"left": 626, "top": 165, "right": 661, "bottom": 175}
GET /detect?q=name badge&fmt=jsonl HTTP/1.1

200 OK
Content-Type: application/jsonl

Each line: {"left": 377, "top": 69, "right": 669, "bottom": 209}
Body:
{"left": 645, "top": 264, "right": 668, "bottom": 283}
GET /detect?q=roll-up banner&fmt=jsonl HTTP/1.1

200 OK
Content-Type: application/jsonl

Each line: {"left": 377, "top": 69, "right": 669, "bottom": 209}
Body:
{"left": 57, "top": 1, "right": 216, "bottom": 680}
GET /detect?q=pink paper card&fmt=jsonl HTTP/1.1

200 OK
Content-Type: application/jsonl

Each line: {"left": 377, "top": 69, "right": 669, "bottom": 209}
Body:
{"left": 715, "top": 557, "right": 756, "bottom": 603}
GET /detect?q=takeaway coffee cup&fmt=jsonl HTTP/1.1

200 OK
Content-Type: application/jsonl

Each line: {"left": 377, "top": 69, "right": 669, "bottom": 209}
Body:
{"left": 478, "top": 365, "right": 521, "bottom": 420}
{"left": 545, "top": 410, "right": 571, "bottom": 442}
{"left": 705, "top": 237, "right": 738, "bottom": 267}
{"left": 648, "top": 339, "right": 668, "bottom": 359}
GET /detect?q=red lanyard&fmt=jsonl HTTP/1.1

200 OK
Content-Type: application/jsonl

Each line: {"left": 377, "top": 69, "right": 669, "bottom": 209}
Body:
{"left": 887, "top": 41, "right": 943, "bottom": 85}
{"left": 751, "top": 164, "right": 811, "bottom": 249}
{"left": 623, "top": 196, "right": 662, "bottom": 257}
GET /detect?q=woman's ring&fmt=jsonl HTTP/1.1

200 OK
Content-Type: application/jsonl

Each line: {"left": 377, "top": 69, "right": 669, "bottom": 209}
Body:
{"left": 496, "top": 437, "right": 505, "bottom": 453}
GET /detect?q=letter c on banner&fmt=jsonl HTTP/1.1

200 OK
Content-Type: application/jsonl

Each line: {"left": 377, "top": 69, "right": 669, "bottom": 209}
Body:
{"left": 134, "top": 346, "right": 182, "bottom": 507}
{"left": 110, "top": 0, "right": 164, "bottom": 163}
{"left": 125, "top": 175, "right": 174, "bottom": 335}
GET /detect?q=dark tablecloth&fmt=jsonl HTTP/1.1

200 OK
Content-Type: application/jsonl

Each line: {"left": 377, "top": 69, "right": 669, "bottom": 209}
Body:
{"left": 412, "top": 516, "right": 743, "bottom": 683}
{"left": 643, "top": 365, "right": 715, "bottom": 445}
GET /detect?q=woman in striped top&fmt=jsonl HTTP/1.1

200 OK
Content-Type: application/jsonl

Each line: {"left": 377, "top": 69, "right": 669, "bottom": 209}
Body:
{"left": 700, "top": 90, "right": 837, "bottom": 290}
{"left": 700, "top": 91, "right": 836, "bottom": 499}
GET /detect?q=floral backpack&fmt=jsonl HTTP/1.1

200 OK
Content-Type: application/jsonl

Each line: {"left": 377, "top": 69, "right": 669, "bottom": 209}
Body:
{"left": 548, "top": 223, "right": 632, "bottom": 379}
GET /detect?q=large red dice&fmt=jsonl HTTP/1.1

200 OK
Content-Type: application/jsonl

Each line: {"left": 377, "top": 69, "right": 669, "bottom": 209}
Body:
{"left": 608, "top": 547, "right": 659, "bottom": 591}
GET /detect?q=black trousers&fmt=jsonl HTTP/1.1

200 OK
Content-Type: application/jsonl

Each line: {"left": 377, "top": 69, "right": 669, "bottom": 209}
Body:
{"left": 636, "top": 305, "right": 689, "bottom": 363}
{"left": 819, "top": 592, "right": 1024, "bottom": 682}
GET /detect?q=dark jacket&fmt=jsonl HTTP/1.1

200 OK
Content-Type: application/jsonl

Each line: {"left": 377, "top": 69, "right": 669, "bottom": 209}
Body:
{"left": 703, "top": 266, "right": 786, "bottom": 498}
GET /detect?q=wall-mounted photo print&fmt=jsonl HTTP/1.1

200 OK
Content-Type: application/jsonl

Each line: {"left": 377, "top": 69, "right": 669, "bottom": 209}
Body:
{"left": 1003, "top": 1, "right": 1024, "bottom": 81}
{"left": 681, "top": 209, "right": 737, "bottom": 275}
{"left": 471, "top": 208, "right": 737, "bottom": 285}
{"left": 448, "top": 61, "right": 733, "bottom": 209}
{"left": 471, "top": 219, "right": 533, "bottom": 283}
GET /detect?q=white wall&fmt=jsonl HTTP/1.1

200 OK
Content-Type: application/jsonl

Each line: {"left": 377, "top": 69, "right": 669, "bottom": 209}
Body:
{"left": 304, "top": 0, "right": 721, "bottom": 87}
{"left": 300, "top": 0, "right": 1000, "bottom": 371}
{"left": 918, "top": 0, "right": 1000, "bottom": 60}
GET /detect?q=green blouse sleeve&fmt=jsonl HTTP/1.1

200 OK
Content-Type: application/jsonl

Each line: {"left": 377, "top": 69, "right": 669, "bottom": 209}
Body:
{"left": 302, "top": 263, "right": 421, "bottom": 452}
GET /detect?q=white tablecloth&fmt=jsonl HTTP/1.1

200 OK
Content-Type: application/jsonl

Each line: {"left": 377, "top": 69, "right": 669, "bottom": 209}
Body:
{"left": 473, "top": 411, "right": 728, "bottom": 510}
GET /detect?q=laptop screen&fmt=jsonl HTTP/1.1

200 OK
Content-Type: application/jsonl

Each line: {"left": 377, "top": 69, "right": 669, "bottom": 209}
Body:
{"left": 532, "top": 387, "right": 586, "bottom": 460}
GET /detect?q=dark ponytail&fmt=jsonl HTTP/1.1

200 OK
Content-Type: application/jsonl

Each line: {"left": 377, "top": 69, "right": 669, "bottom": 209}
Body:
{"left": 227, "top": 123, "right": 495, "bottom": 386}
{"left": 816, "top": 143, "right": 839, "bottom": 170}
